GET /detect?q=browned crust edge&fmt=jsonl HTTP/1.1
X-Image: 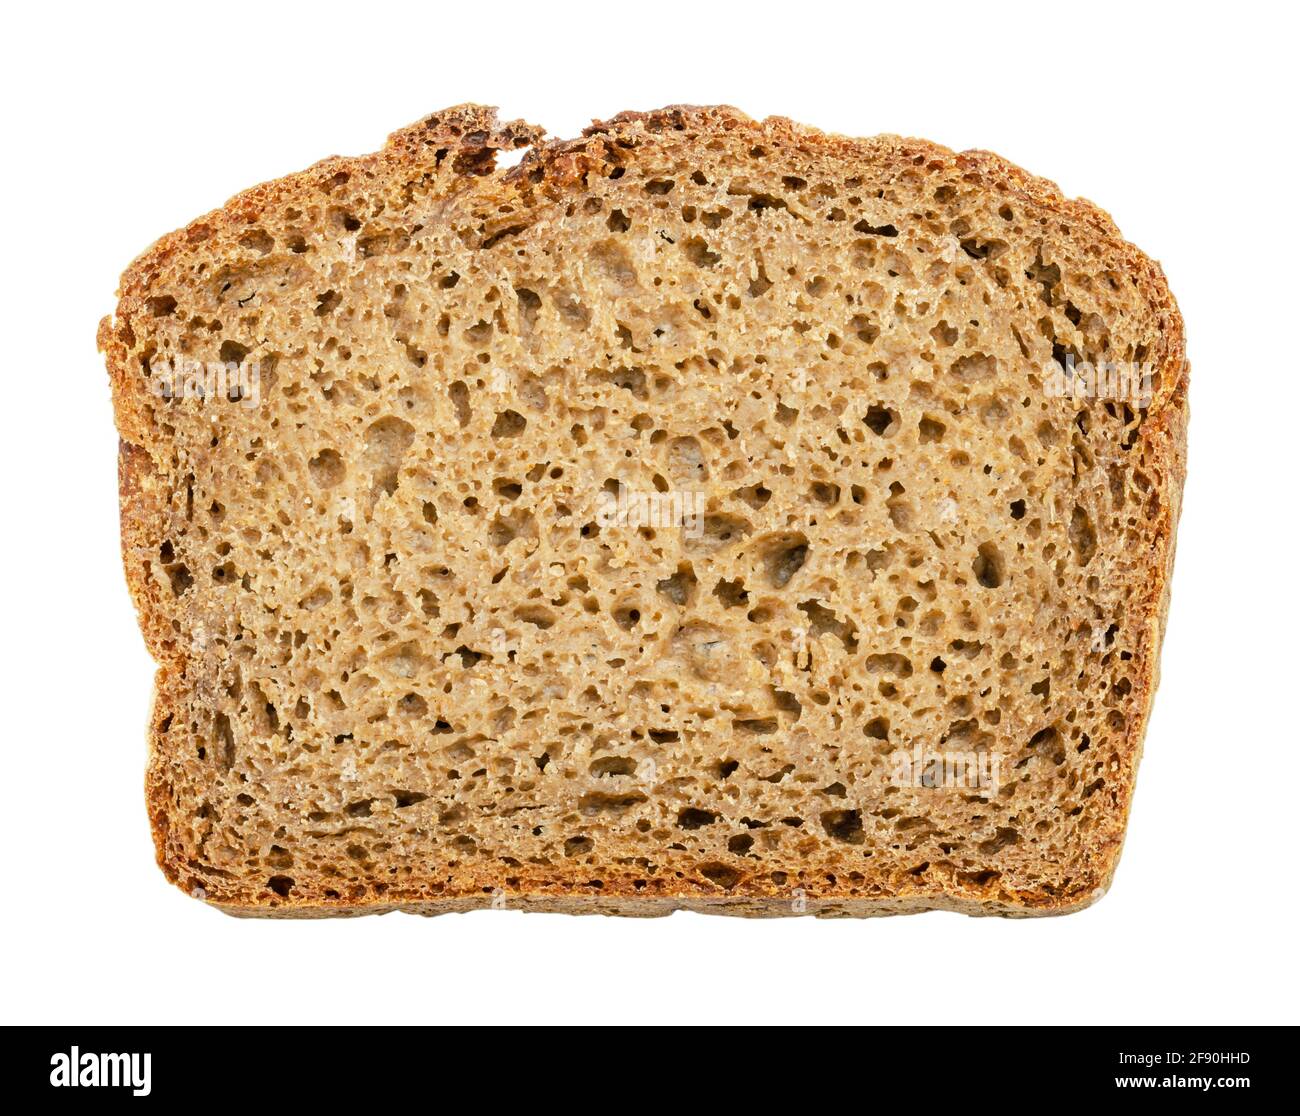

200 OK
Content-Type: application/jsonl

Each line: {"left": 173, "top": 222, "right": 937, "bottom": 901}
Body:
{"left": 100, "top": 104, "right": 1188, "bottom": 919}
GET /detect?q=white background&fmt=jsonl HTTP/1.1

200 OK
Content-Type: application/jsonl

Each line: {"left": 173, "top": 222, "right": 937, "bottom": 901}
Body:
{"left": 2, "top": 0, "right": 1295, "bottom": 1026}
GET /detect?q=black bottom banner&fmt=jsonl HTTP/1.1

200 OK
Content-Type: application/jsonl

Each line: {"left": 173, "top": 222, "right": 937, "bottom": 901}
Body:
{"left": 4, "top": 1025, "right": 1282, "bottom": 1099}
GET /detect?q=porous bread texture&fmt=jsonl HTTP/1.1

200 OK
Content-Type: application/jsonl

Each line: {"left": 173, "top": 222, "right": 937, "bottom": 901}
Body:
{"left": 101, "top": 105, "right": 1187, "bottom": 918}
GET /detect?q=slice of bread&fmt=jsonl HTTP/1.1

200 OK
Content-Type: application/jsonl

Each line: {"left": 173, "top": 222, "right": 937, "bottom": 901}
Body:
{"left": 101, "top": 105, "right": 1186, "bottom": 918}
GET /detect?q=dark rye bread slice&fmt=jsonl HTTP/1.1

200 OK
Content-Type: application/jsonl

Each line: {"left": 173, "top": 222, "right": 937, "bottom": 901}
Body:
{"left": 100, "top": 105, "right": 1187, "bottom": 918}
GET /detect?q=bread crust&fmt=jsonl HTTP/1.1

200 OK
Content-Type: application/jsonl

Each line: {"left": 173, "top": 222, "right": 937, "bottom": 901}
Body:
{"left": 101, "top": 105, "right": 1187, "bottom": 918}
